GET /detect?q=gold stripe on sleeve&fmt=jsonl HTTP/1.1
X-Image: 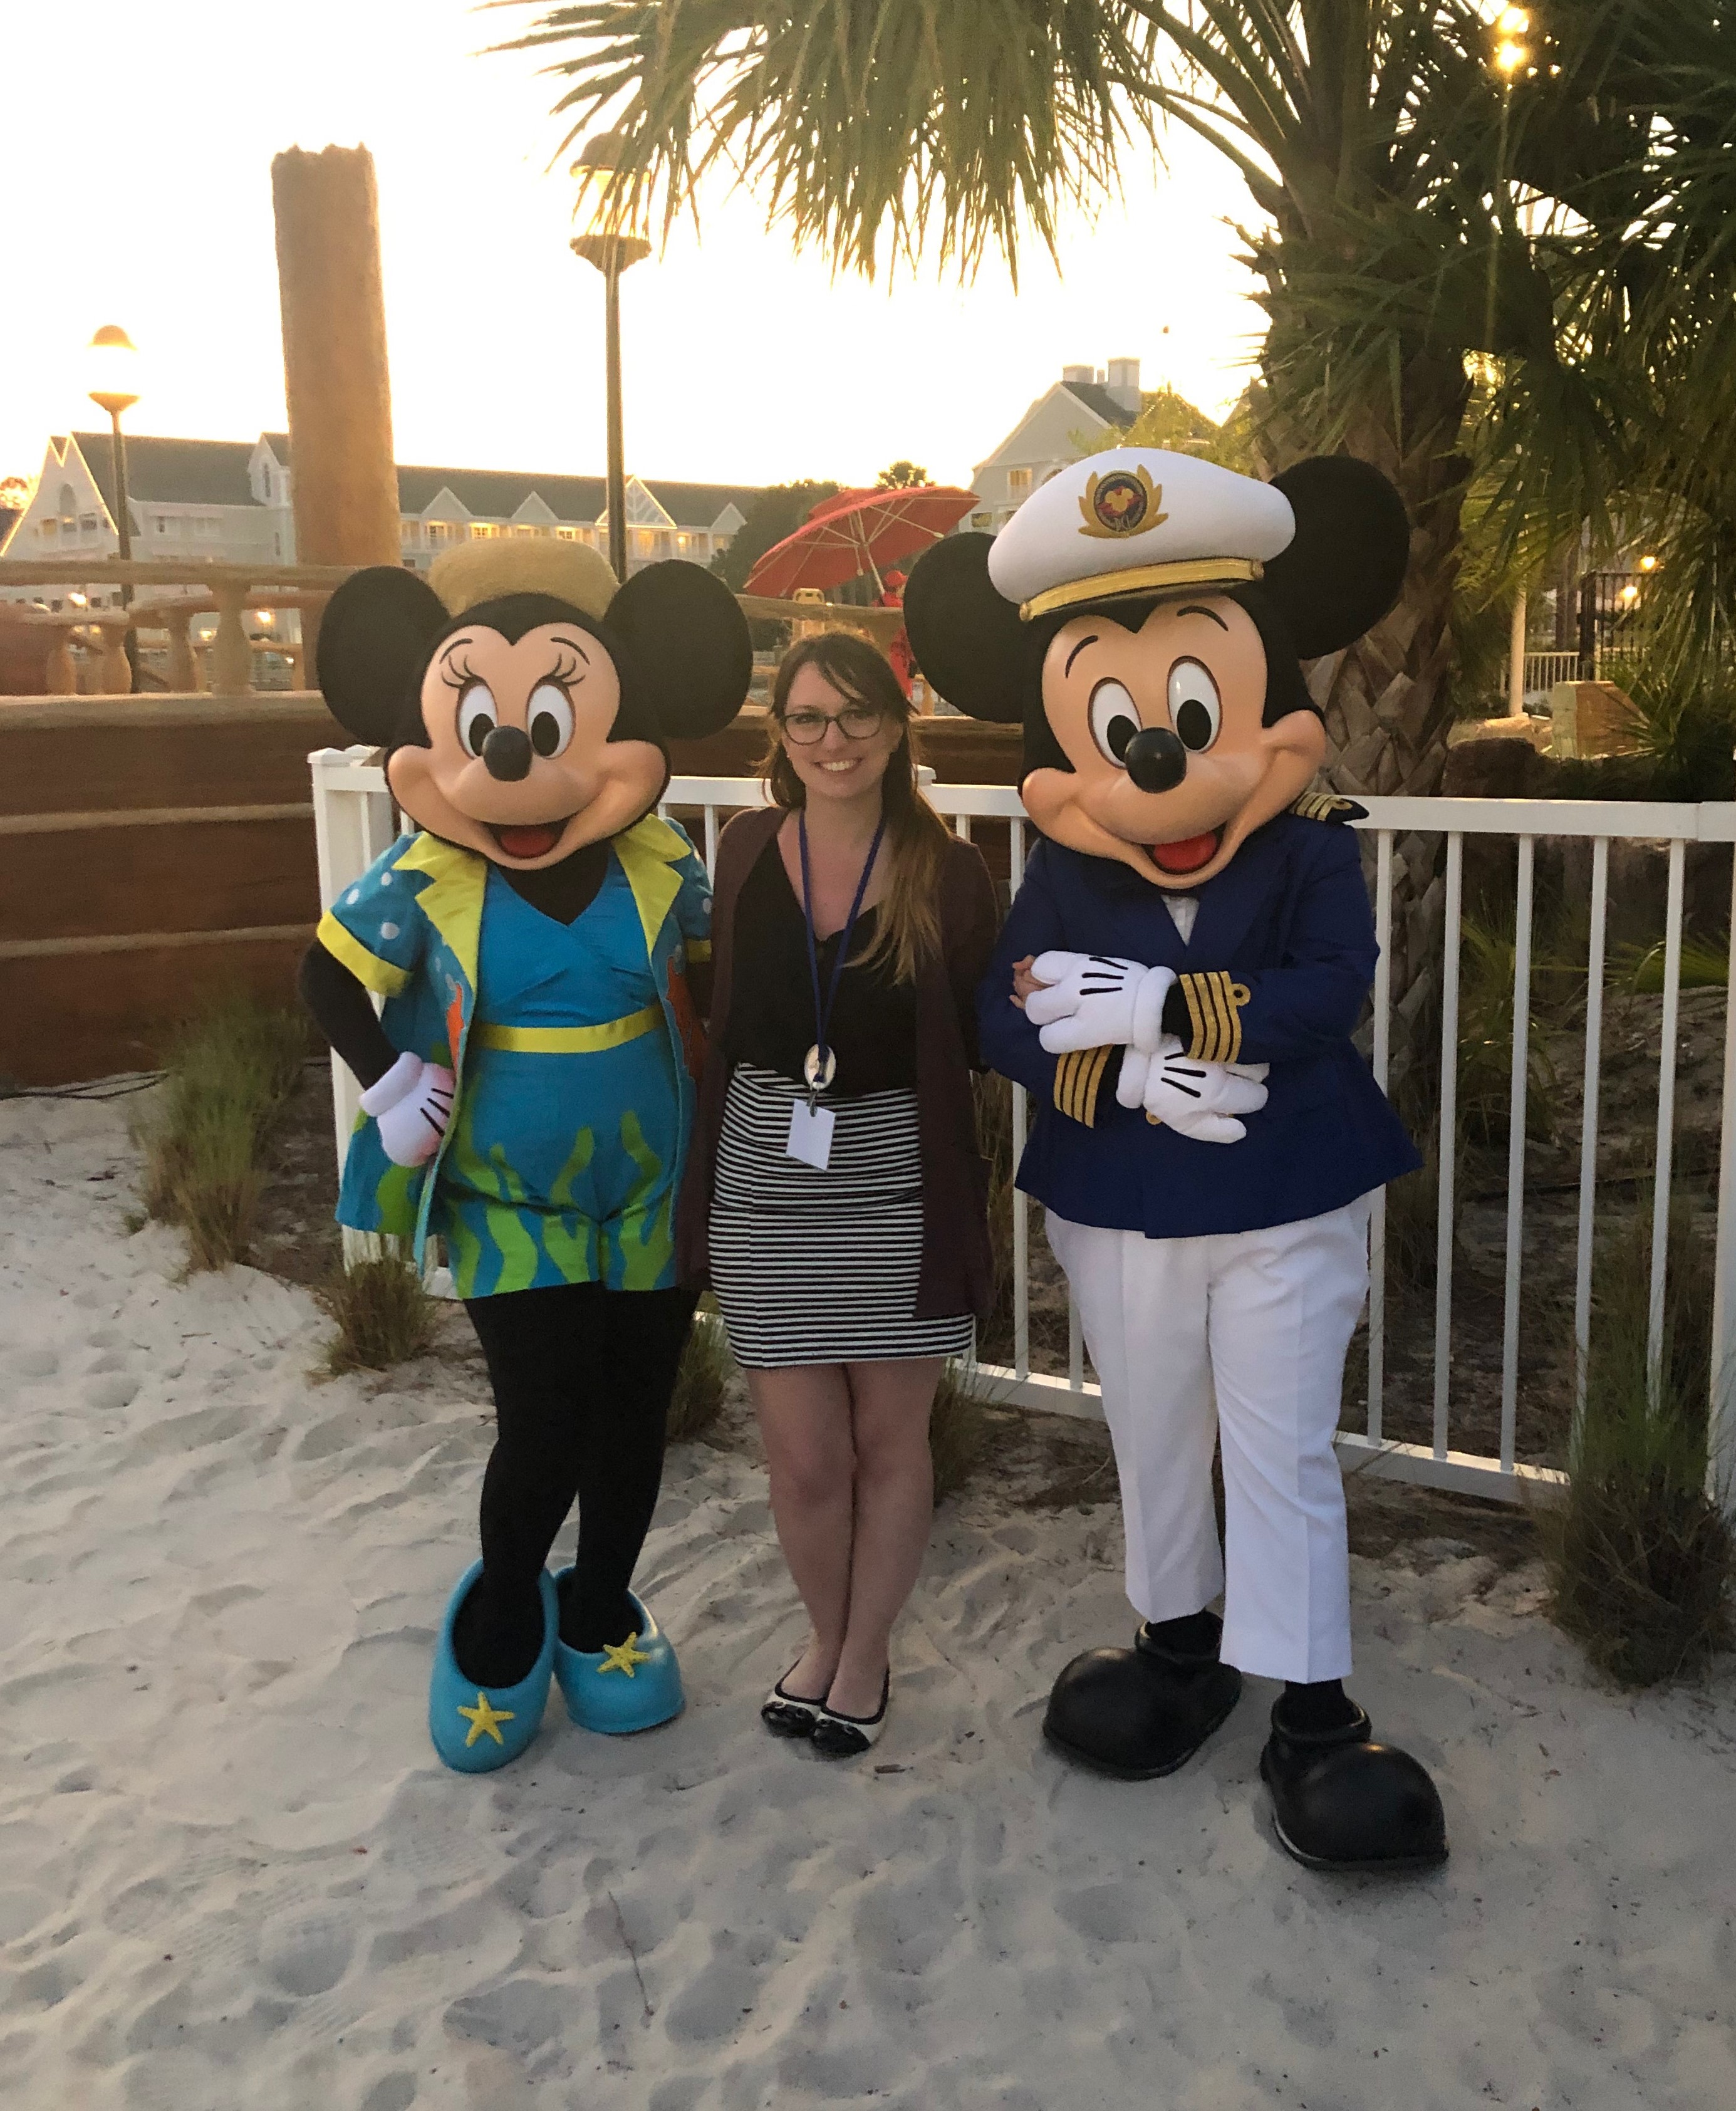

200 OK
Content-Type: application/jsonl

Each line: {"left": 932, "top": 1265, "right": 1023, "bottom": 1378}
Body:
{"left": 1180, "top": 974, "right": 1210, "bottom": 1061}
{"left": 316, "top": 910, "right": 411, "bottom": 998}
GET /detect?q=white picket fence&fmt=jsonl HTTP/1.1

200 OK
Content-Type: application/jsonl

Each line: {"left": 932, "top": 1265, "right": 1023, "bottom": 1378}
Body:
{"left": 309, "top": 748, "right": 1736, "bottom": 1512}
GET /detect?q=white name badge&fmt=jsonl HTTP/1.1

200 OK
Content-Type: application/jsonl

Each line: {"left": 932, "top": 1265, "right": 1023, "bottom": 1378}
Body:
{"left": 786, "top": 1098, "right": 836, "bottom": 1171}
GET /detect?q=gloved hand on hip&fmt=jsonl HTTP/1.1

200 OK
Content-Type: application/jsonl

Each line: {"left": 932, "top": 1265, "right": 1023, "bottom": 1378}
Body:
{"left": 359, "top": 1051, "right": 456, "bottom": 1167}
{"left": 1117, "top": 1039, "right": 1269, "bottom": 1144}
{"left": 1026, "top": 952, "right": 1176, "bottom": 1055}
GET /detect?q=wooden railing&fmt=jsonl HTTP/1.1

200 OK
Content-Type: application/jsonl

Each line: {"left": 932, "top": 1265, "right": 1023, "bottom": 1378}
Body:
{"left": 0, "top": 560, "right": 912, "bottom": 699}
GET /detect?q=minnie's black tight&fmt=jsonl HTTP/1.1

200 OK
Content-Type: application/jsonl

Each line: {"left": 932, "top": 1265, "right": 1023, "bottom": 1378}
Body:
{"left": 453, "top": 1281, "right": 696, "bottom": 1687}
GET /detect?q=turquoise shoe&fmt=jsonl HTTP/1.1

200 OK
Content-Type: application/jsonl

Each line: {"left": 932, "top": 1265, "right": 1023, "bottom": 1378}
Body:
{"left": 551, "top": 1574, "right": 685, "bottom": 1734}
{"left": 427, "top": 1561, "right": 557, "bottom": 1773}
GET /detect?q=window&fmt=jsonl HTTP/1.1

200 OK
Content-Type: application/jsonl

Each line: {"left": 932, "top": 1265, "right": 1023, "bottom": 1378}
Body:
{"left": 1006, "top": 467, "right": 1032, "bottom": 501}
{"left": 155, "top": 516, "right": 167, "bottom": 534}
{"left": 40, "top": 519, "right": 57, "bottom": 540}
{"left": 677, "top": 532, "right": 692, "bottom": 554}
{"left": 512, "top": 524, "right": 538, "bottom": 539}
{"left": 58, "top": 483, "right": 76, "bottom": 516}
{"left": 400, "top": 518, "right": 420, "bottom": 544}
{"left": 555, "top": 526, "right": 576, "bottom": 541}
{"left": 470, "top": 523, "right": 497, "bottom": 540}
{"left": 80, "top": 514, "right": 99, "bottom": 537}
{"left": 262, "top": 472, "right": 272, "bottom": 501}
{"left": 635, "top": 528, "right": 655, "bottom": 556}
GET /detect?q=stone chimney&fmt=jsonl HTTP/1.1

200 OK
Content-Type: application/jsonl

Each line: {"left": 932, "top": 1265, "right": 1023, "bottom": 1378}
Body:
{"left": 1105, "top": 357, "right": 1142, "bottom": 417}
{"left": 1061, "top": 364, "right": 1094, "bottom": 386}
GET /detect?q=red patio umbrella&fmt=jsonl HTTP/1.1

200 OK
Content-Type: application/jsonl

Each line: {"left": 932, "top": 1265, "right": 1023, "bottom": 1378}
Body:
{"left": 744, "top": 484, "right": 979, "bottom": 598}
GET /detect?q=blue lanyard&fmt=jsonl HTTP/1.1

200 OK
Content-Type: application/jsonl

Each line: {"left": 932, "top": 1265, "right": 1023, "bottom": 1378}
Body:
{"left": 798, "top": 808, "right": 886, "bottom": 1094}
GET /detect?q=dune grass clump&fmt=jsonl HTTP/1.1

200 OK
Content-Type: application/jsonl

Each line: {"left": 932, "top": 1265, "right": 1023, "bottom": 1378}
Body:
{"left": 323, "top": 1253, "right": 435, "bottom": 1373}
{"left": 668, "top": 1302, "right": 733, "bottom": 1442}
{"left": 137, "top": 998, "right": 309, "bottom": 1270}
{"left": 1544, "top": 1201, "right": 1733, "bottom": 1689}
{"left": 929, "top": 1357, "right": 990, "bottom": 1501}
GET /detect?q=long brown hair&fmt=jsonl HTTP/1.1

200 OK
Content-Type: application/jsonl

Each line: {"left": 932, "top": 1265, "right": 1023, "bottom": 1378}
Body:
{"left": 764, "top": 632, "right": 952, "bottom": 986}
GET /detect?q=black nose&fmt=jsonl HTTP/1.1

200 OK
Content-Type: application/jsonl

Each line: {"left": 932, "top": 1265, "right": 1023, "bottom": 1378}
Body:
{"left": 1123, "top": 726, "right": 1188, "bottom": 795}
{"left": 481, "top": 726, "right": 533, "bottom": 782}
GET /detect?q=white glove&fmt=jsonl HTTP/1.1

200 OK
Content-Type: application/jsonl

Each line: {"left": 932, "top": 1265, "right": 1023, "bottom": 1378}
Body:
{"left": 359, "top": 1051, "right": 456, "bottom": 1167}
{"left": 1118, "top": 1039, "right": 1269, "bottom": 1144}
{"left": 1027, "top": 952, "right": 1177, "bottom": 1055}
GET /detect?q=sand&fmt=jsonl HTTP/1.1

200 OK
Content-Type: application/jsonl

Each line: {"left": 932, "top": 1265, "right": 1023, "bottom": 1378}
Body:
{"left": 3, "top": 1089, "right": 1734, "bottom": 2110}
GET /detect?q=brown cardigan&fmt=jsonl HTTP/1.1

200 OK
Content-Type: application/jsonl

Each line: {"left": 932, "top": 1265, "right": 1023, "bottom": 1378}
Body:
{"left": 675, "top": 805, "right": 1001, "bottom": 1324}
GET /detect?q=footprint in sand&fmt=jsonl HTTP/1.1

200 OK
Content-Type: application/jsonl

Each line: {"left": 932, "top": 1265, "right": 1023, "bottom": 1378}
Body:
{"left": 259, "top": 1912, "right": 356, "bottom": 1999}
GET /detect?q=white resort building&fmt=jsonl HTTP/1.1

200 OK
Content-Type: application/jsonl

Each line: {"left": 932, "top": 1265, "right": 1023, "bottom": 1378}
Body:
{"left": 969, "top": 359, "right": 1145, "bottom": 530}
{"left": 2, "top": 432, "right": 760, "bottom": 612}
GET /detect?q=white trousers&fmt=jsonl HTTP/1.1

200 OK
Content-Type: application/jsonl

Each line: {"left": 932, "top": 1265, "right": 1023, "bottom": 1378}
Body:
{"left": 1047, "top": 1197, "right": 1371, "bottom": 1684}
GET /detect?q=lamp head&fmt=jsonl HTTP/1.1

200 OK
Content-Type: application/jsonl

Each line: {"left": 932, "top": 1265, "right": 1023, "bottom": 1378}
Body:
{"left": 87, "top": 324, "right": 140, "bottom": 417}
{"left": 568, "top": 132, "right": 652, "bottom": 273}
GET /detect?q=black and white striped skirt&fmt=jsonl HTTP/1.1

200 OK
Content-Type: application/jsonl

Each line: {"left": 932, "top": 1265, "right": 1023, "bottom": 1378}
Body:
{"left": 709, "top": 1063, "right": 976, "bottom": 1370}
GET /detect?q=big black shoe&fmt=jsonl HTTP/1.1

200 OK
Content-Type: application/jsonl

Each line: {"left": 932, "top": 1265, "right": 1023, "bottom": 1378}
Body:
{"left": 1259, "top": 1699, "right": 1448, "bottom": 1874}
{"left": 1042, "top": 1616, "right": 1243, "bottom": 1780}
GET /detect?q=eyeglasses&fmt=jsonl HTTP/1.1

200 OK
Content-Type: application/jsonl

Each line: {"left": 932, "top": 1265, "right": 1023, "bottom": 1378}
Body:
{"left": 779, "top": 704, "right": 885, "bottom": 746}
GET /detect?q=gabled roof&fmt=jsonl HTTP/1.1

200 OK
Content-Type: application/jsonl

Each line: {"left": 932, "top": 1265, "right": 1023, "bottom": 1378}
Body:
{"left": 71, "top": 432, "right": 261, "bottom": 512}
{"left": 1060, "top": 381, "right": 1136, "bottom": 430}
{"left": 56, "top": 431, "right": 764, "bottom": 531}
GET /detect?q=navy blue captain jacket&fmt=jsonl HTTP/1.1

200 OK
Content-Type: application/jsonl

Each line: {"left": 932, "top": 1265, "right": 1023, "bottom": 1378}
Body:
{"left": 979, "top": 807, "right": 1421, "bottom": 1239}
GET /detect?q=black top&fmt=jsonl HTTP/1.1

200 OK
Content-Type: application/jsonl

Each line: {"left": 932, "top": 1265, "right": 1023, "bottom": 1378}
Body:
{"left": 725, "top": 833, "right": 918, "bottom": 1096}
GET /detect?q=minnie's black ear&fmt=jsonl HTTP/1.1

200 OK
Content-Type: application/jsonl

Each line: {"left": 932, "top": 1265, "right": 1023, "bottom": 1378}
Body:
{"left": 903, "top": 534, "right": 1025, "bottom": 723}
{"left": 606, "top": 561, "right": 752, "bottom": 740}
{"left": 1262, "top": 457, "right": 1411, "bottom": 659}
{"left": 316, "top": 566, "right": 449, "bottom": 744}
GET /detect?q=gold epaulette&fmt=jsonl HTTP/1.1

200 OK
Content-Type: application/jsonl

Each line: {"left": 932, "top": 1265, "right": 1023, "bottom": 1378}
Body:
{"left": 1289, "top": 790, "right": 1368, "bottom": 825}
{"left": 1175, "top": 972, "right": 1252, "bottom": 1063}
{"left": 1053, "top": 1045, "right": 1115, "bottom": 1127}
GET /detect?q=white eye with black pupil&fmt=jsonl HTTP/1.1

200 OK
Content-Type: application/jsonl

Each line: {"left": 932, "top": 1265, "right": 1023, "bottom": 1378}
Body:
{"left": 528, "top": 682, "right": 574, "bottom": 758}
{"left": 1088, "top": 679, "right": 1141, "bottom": 766}
{"left": 457, "top": 685, "right": 497, "bottom": 756}
{"left": 1168, "top": 658, "right": 1222, "bottom": 751}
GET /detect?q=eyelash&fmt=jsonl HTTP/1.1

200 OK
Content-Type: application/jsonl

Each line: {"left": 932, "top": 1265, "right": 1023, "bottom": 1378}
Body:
{"left": 439, "top": 655, "right": 580, "bottom": 692}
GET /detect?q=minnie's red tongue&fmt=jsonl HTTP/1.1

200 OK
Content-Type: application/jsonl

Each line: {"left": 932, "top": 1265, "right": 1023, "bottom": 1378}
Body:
{"left": 493, "top": 821, "right": 564, "bottom": 860}
{"left": 1148, "top": 831, "right": 1220, "bottom": 875}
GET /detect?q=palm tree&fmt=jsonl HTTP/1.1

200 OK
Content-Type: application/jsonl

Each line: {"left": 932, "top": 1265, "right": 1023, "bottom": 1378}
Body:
{"left": 497, "top": 3, "right": 1531, "bottom": 797}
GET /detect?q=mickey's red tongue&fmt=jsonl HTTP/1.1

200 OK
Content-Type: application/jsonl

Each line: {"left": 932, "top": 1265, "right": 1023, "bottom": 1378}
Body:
{"left": 1149, "top": 831, "right": 1220, "bottom": 875}
{"left": 494, "top": 822, "right": 564, "bottom": 860}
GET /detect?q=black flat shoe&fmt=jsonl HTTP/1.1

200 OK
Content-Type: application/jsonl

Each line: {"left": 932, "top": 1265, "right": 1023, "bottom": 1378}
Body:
{"left": 811, "top": 1672, "right": 890, "bottom": 1759}
{"left": 761, "top": 1665, "right": 828, "bottom": 1739}
{"left": 1044, "top": 1618, "right": 1243, "bottom": 1780}
{"left": 1260, "top": 1699, "right": 1448, "bottom": 1874}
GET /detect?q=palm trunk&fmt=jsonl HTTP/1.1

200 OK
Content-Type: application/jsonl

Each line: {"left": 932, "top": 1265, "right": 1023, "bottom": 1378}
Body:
{"left": 1266, "top": 344, "right": 1474, "bottom": 1097}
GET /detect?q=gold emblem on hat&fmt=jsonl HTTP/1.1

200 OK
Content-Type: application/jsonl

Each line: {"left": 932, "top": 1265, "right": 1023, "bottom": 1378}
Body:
{"left": 1079, "top": 466, "right": 1167, "bottom": 539}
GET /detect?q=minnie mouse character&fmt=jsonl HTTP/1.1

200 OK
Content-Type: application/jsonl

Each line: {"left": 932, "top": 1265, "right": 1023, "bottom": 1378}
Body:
{"left": 304, "top": 538, "right": 749, "bottom": 1771}
{"left": 905, "top": 451, "right": 1447, "bottom": 1872}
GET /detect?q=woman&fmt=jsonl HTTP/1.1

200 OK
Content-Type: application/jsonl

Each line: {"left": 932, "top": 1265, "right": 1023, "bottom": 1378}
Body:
{"left": 677, "top": 632, "right": 998, "bottom": 1758}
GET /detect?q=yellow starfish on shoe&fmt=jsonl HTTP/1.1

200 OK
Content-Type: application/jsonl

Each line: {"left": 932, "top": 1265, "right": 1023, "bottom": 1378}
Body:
{"left": 598, "top": 1634, "right": 653, "bottom": 1677}
{"left": 457, "top": 1691, "right": 516, "bottom": 1747}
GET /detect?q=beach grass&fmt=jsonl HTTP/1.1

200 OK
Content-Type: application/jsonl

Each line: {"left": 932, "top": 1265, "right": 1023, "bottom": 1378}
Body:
{"left": 930, "top": 1355, "right": 989, "bottom": 1501}
{"left": 668, "top": 1301, "right": 733, "bottom": 1442}
{"left": 137, "top": 998, "right": 309, "bottom": 1271}
{"left": 1543, "top": 1199, "right": 1733, "bottom": 1687}
{"left": 321, "top": 1252, "right": 435, "bottom": 1373}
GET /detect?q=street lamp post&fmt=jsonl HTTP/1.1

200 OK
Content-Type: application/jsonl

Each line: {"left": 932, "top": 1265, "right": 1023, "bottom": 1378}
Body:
{"left": 569, "top": 135, "right": 652, "bottom": 585}
{"left": 87, "top": 323, "right": 141, "bottom": 688}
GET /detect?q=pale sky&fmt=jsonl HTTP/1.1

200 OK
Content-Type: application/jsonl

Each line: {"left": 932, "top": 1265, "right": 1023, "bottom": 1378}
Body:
{"left": 4, "top": 0, "right": 1267, "bottom": 498}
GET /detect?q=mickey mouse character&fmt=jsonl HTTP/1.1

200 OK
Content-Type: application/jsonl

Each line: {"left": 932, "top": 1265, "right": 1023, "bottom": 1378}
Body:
{"left": 303, "top": 538, "right": 749, "bottom": 1772}
{"left": 905, "top": 449, "right": 1447, "bottom": 1872}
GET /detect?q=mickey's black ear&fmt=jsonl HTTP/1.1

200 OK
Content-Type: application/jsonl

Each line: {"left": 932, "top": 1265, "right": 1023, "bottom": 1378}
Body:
{"left": 316, "top": 566, "right": 449, "bottom": 744}
{"left": 1262, "top": 457, "right": 1411, "bottom": 659}
{"left": 606, "top": 561, "right": 751, "bottom": 739}
{"left": 903, "top": 534, "right": 1025, "bottom": 723}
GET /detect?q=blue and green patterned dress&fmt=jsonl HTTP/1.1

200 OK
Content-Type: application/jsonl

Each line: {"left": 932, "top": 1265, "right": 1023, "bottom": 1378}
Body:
{"left": 314, "top": 813, "right": 712, "bottom": 1297}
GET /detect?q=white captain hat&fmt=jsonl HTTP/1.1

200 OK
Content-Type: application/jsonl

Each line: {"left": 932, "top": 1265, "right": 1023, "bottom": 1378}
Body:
{"left": 987, "top": 447, "right": 1297, "bottom": 622}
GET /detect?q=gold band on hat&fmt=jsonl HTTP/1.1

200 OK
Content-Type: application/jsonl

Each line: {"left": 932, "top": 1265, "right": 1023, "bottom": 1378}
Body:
{"left": 1019, "top": 556, "right": 1264, "bottom": 623}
